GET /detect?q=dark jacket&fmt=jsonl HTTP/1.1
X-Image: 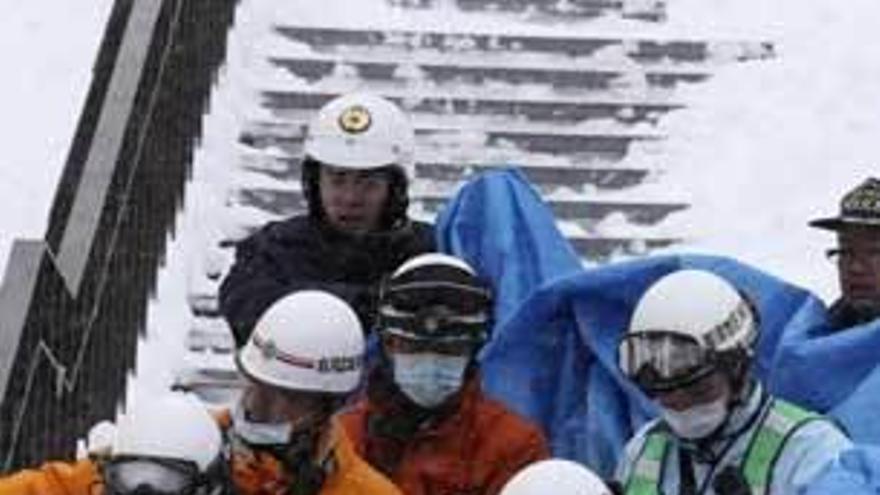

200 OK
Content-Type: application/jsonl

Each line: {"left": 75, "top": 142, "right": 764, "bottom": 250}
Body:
{"left": 219, "top": 215, "right": 434, "bottom": 346}
{"left": 828, "top": 298, "right": 880, "bottom": 330}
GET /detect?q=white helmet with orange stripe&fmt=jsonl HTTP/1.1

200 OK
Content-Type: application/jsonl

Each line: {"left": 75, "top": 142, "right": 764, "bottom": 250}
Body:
{"left": 237, "top": 290, "right": 365, "bottom": 394}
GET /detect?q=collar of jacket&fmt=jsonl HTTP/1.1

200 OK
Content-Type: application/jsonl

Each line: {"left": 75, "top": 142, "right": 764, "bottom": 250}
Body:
{"left": 677, "top": 381, "right": 769, "bottom": 461}
{"left": 365, "top": 366, "right": 480, "bottom": 436}
{"left": 829, "top": 298, "right": 880, "bottom": 329}
{"left": 312, "top": 215, "right": 413, "bottom": 247}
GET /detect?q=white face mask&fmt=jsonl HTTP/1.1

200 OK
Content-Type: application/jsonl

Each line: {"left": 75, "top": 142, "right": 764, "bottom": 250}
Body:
{"left": 392, "top": 353, "right": 469, "bottom": 408}
{"left": 661, "top": 398, "right": 729, "bottom": 440}
{"left": 231, "top": 401, "right": 291, "bottom": 447}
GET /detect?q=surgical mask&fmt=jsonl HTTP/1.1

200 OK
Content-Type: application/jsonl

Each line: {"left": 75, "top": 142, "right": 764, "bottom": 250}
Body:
{"left": 231, "top": 401, "right": 291, "bottom": 447}
{"left": 662, "top": 398, "right": 729, "bottom": 440}
{"left": 392, "top": 353, "right": 469, "bottom": 408}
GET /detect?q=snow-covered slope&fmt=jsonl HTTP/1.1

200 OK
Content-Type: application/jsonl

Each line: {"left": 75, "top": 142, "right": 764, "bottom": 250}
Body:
{"left": 2, "top": 0, "right": 876, "bottom": 399}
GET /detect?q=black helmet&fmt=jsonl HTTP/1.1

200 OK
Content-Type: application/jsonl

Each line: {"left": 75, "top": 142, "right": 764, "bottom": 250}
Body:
{"left": 377, "top": 253, "right": 492, "bottom": 344}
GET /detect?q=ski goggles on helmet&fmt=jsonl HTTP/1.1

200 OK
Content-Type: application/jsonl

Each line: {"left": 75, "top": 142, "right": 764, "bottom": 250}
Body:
{"left": 380, "top": 276, "right": 492, "bottom": 317}
{"left": 618, "top": 331, "right": 717, "bottom": 395}
{"left": 379, "top": 302, "right": 487, "bottom": 352}
{"left": 381, "top": 325, "right": 482, "bottom": 355}
{"left": 103, "top": 456, "right": 204, "bottom": 495}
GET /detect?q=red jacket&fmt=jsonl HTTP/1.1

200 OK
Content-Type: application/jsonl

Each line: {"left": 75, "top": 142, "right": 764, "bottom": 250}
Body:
{"left": 340, "top": 374, "right": 549, "bottom": 495}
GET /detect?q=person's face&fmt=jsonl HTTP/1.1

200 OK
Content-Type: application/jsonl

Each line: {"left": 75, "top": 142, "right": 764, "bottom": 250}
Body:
{"left": 319, "top": 165, "right": 391, "bottom": 234}
{"left": 654, "top": 370, "right": 731, "bottom": 412}
{"left": 241, "top": 381, "right": 327, "bottom": 426}
{"left": 833, "top": 229, "right": 880, "bottom": 308}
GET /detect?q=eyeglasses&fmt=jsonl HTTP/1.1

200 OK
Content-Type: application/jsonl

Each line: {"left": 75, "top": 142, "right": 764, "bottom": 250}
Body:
{"left": 826, "top": 248, "right": 880, "bottom": 261}
{"left": 103, "top": 456, "right": 203, "bottom": 495}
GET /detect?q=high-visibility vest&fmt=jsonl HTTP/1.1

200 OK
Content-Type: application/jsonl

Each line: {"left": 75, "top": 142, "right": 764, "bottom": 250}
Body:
{"left": 624, "top": 399, "right": 820, "bottom": 495}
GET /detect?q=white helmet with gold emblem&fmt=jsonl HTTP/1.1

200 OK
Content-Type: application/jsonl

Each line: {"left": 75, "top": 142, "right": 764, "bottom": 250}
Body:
{"left": 304, "top": 92, "right": 415, "bottom": 179}
{"left": 237, "top": 290, "right": 365, "bottom": 394}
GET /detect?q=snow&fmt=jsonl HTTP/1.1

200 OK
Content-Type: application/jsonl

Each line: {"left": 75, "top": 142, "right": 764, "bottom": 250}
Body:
{"left": 0, "top": 1, "right": 113, "bottom": 278}
{"left": 653, "top": 0, "right": 880, "bottom": 300}
{"left": 1, "top": 0, "right": 878, "bottom": 403}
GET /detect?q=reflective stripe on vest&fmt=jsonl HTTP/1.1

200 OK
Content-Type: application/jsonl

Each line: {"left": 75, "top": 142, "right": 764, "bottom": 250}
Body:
{"left": 624, "top": 432, "right": 667, "bottom": 495}
{"left": 624, "top": 400, "right": 819, "bottom": 495}
{"left": 741, "top": 400, "right": 819, "bottom": 495}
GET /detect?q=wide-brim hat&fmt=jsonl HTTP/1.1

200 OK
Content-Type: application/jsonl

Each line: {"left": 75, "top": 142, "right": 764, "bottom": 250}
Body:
{"left": 809, "top": 177, "right": 880, "bottom": 231}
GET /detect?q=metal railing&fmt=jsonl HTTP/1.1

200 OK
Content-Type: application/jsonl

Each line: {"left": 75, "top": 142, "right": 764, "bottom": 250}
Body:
{"left": 0, "top": 0, "right": 237, "bottom": 471}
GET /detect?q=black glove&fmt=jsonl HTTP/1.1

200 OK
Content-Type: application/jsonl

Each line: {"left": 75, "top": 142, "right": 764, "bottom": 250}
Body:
{"left": 713, "top": 466, "right": 752, "bottom": 495}
{"left": 606, "top": 479, "right": 625, "bottom": 495}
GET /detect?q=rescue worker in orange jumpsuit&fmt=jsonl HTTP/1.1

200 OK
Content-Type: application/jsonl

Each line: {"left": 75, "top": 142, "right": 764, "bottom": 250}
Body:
{"left": 0, "top": 393, "right": 229, "bottom": 495}
{"left": 340, "top": 253, "right": 550, "bottom": 495}
{"left": 221, "top": 289, "right": 401, "bottom": 495}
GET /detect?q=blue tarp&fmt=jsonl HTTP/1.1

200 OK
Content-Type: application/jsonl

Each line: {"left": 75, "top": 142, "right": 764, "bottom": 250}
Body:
{"left": 435, "top": 167, "right": 880, "bottom": 483}
{"left": 435, "top": 167, "right": 583, "bottom": 329}
{"left": 804, "top": 446, "right": 880, "bottom": 494}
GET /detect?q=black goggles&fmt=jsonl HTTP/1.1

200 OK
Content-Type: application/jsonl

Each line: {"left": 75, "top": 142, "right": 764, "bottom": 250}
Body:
{"left": 378, "top": 302, "right": 487, "bottom": 341}
{"left": 381, "top": 326, "right": 482, "bottom": 356}
{"left": 618, "top": 331, "right": 716, "bottom": 394}
{"left": 103, "top": 456, "right": 203, "bottom": 495}
{"left": 380, "top": 280, "right": 491, "bottom": 316}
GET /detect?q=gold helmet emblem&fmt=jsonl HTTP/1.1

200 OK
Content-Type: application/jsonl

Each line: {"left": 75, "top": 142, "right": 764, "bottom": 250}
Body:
{"left": 338, "top": 104, "right": 372, "bottom": 134}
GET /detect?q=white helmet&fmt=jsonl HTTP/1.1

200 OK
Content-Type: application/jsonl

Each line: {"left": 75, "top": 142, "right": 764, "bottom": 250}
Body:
{"left": 500, "top": 459, "right": 613, "bottom": 495}
{"left": 619, "top": 269, "right": 757, "bottom": 393}
{"left": 112, "top": 393, "right": 221, "bottom": 471}
{"left": 237, "top": 290, "right": 365, "bottom": 394}
{"left": 304, "top": 92, "right": 415, "bottom": 178}
{"left": 391, "top": 252, "right": 476, "bottom": 278}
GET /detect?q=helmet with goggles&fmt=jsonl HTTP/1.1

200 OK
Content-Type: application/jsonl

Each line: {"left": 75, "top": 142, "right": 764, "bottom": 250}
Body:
{"left": 378, "top": 253, "right": 492, "bottom": 350}
{"left": 106, "top": 393, "right": 223, "bottom": 495}
{"left": 618, "top": 269, "right": 757, "bottom": 395}
{"left": 237, "top": 290, "right": 365, "bottom": 395}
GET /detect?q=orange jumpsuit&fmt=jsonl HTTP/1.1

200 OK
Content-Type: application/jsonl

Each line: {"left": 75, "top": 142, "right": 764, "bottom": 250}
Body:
{"left": 0, "top": 459, "right": 101, "bottom": 495}
{"left": 340, "top": 376, "right": 550, "bottom": 495}
{"left": 220, "top": 413, "right": 401, "bottom": 495}
{"left": 0, "top": 419, "right": 399, "bottom": 495}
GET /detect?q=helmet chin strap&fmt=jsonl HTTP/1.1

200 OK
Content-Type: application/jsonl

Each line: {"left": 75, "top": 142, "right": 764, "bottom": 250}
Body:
{"left": 281, "top": 433, "right": 325, "bottom": 495}
{"left": 689, "top": 374, "right": 756, "bottom": 457}
{"left": 269, "top": 400, "right": 339, "bottom": 495}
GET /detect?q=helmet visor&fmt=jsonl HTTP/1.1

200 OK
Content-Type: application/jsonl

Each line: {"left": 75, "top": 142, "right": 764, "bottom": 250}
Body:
{"left": 381, "top": 326, "right": 480, "bottom": 356}
{"left": 618, "top": 331, "right": 715, "bottom": 394}
{"left": 104, "top": 456, "right": 200, "bottom": 495}
{"left": 382, "top": 281, "right": 491, "bottom": 316}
